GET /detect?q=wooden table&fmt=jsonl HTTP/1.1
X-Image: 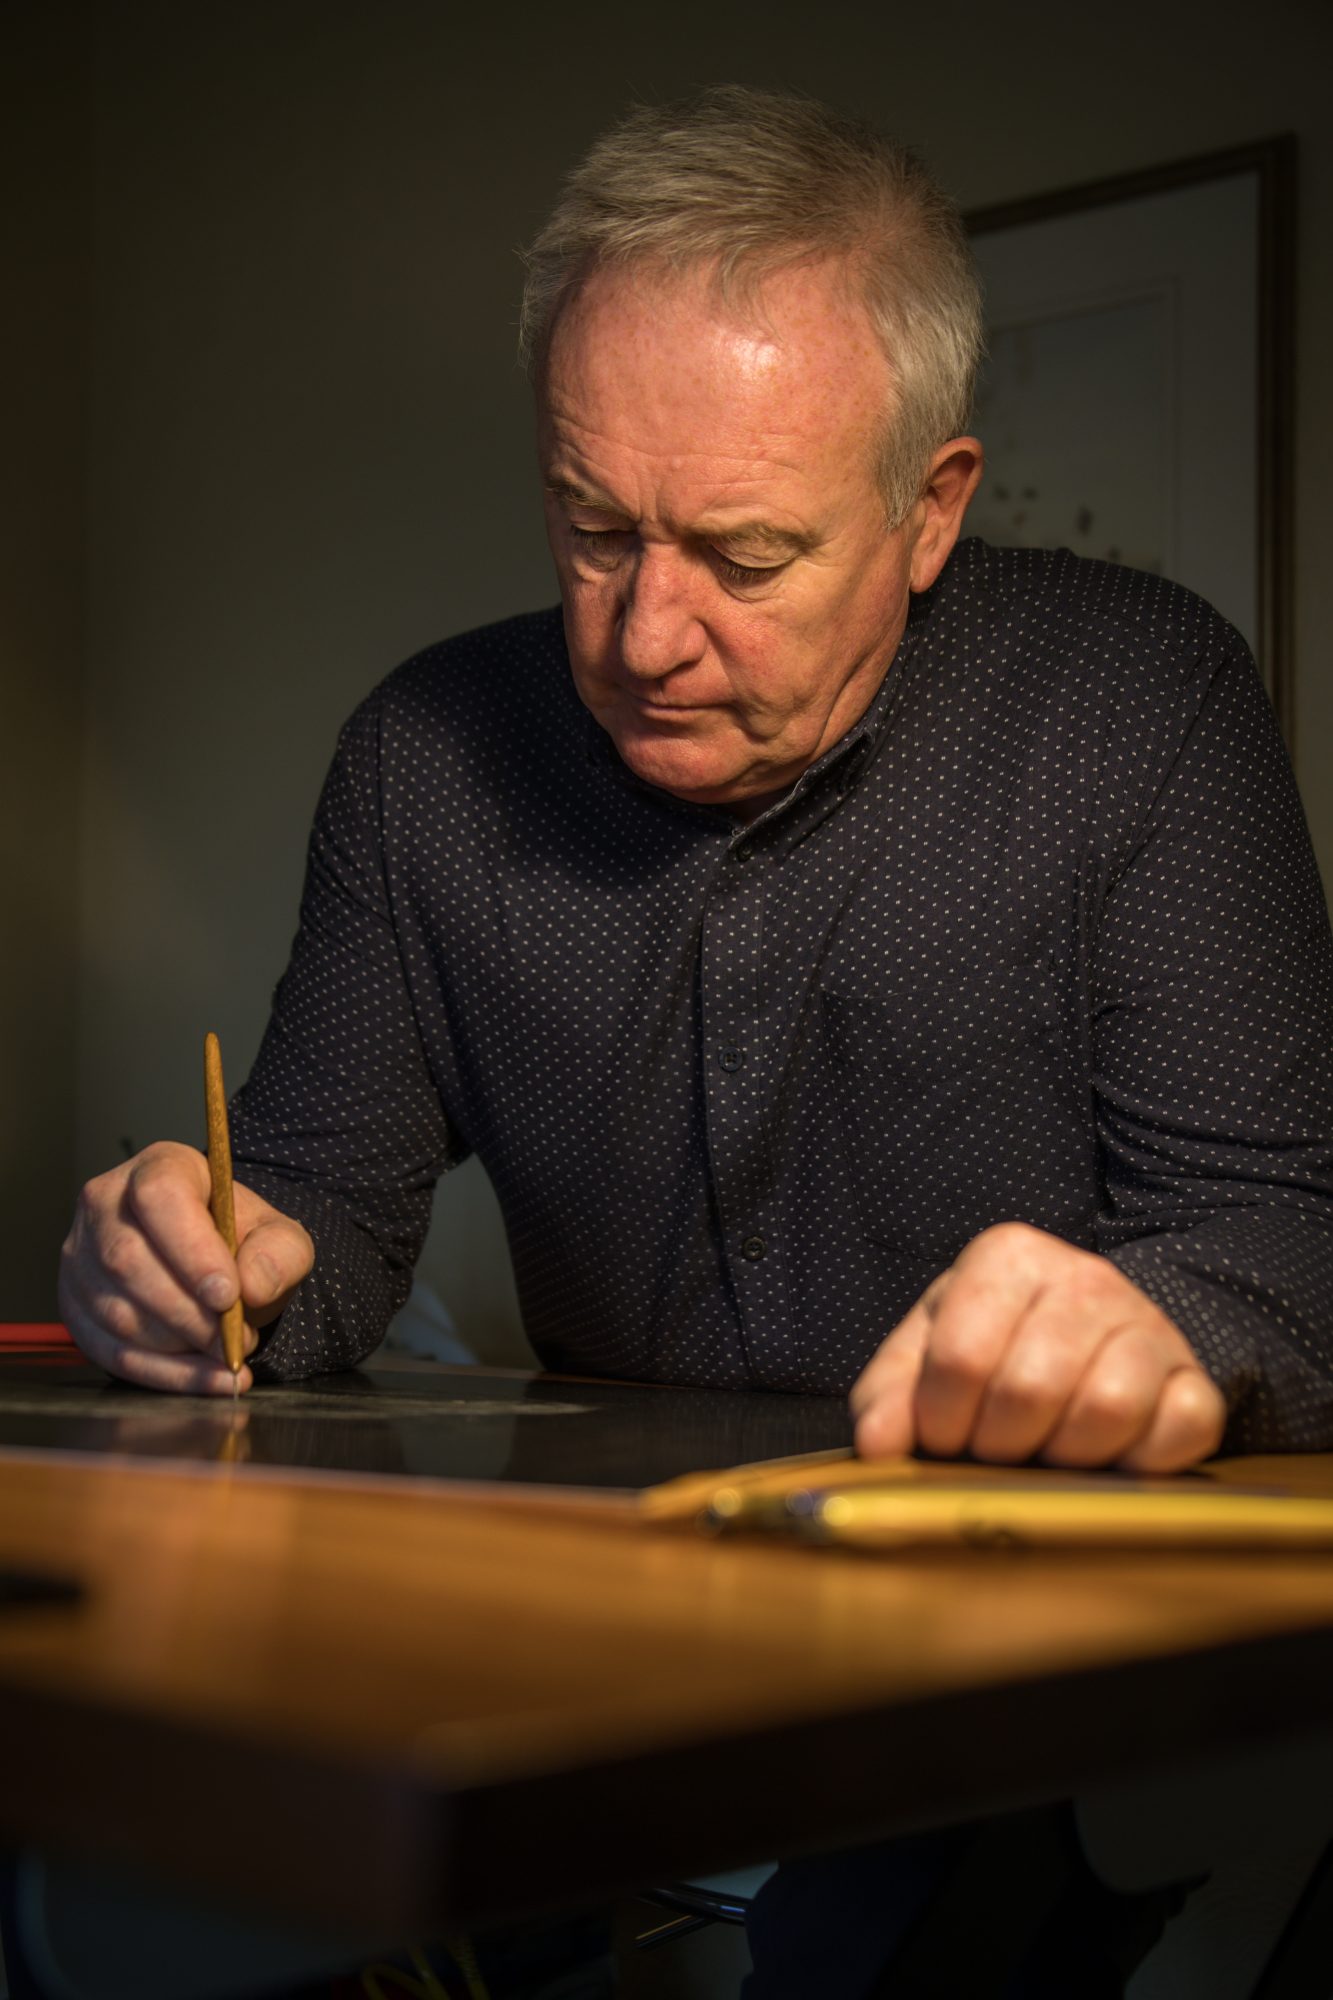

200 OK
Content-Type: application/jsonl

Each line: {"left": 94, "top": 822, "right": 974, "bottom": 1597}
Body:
{"left": 1, "top": 1339, "right": 1332, "bottom": 1944}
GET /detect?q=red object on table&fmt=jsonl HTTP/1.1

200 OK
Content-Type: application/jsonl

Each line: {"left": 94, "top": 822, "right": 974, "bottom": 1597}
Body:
{"left": 0, "top": 1325, "right": 75, "bottom": 1348}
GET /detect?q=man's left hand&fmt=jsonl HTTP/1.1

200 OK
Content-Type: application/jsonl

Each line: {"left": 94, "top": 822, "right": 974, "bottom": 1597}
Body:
{"left": 850, "top": 1224, "right": 1227, "bottom": 1473}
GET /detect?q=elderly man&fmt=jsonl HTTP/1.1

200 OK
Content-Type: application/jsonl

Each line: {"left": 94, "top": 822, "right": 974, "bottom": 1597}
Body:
{"left": 52, "top": 81, "right": 1333, "bottom": 2000}
{"left": 61, "top": 90, "right": 1333, "bottom": 1480}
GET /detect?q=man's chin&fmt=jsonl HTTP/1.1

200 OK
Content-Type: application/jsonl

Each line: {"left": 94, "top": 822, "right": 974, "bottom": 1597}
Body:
{"left": 607, "top": 726, "right": 748, "bottom": 809}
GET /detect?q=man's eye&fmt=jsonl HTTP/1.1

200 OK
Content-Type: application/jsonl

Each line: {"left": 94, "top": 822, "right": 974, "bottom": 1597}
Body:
{"left": 567, "top": 524, "right": 785, "bottom": 589}
{"left": 568, "top": 525, "right": 629, "bottom": 566}
{"left": 713, "top": 551, "right": 786, "bottom": 588}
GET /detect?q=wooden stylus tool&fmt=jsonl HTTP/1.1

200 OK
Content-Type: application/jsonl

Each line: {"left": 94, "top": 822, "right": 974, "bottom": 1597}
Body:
{"left": 203, "top": 1031, "right": 247, "bottom": 1396}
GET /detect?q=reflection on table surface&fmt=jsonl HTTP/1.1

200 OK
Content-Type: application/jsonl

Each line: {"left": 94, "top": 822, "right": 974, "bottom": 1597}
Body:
{"left": 0, "top": 1352, "right": 852, "bottom": 1489}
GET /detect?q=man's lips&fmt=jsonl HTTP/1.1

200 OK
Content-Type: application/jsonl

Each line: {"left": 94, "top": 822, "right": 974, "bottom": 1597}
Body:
{"left": 623, "top": 691, "right": 720, "bottom": 715}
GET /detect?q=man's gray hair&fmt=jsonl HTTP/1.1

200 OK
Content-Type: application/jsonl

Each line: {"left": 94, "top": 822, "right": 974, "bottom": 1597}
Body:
{"left": 519, "top": 86, "right": 984, "bottom": 526}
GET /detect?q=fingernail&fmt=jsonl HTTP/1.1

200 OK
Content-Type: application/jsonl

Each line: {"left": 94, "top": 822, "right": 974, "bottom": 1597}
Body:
{"left": 252, "top": 1252, "right": 280, "bottom": 1302}
{"left": 199, "top": 1274, "right": 234, "bottom": 1311}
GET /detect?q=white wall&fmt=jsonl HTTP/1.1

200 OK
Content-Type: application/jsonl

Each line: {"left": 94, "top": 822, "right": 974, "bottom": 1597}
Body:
{"left": 14, "top": 0, "right": 1332, "bottom": 1348}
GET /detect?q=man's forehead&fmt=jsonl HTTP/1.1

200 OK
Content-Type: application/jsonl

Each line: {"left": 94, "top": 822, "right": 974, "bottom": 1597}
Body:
{"left": 544, "top": 257, "right": 888, "bottom": 415}
{"left": 539, "top": 389, "right": 813, "bottom": 509}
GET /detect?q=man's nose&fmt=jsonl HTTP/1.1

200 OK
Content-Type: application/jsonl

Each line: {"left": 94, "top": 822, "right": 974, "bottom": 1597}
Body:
{"left": 617, "top": 545, "right": 706, "bottom": 679}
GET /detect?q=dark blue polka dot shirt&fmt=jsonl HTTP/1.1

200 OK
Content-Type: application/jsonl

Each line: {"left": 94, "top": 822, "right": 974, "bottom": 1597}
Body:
{"left": 232, "top": 539, "right": 1333, "bottom": 1452}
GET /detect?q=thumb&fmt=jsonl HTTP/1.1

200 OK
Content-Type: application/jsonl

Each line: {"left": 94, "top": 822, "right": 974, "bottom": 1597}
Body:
{"left": 233, "top": 1188, "right": 315, "bottom": 1327}
{"left": 850, "top": 1311, "right": 930, "bottom": 1460}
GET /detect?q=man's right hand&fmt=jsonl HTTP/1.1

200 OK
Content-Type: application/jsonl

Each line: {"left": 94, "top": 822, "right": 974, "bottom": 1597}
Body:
{"left": 59, "top": 1143, "right": 314, "bottom": 1395}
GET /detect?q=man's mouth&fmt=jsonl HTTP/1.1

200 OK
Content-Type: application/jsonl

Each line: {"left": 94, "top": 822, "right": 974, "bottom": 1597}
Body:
{"left": 627, "top": 693, "right": 715, "bottom": 715}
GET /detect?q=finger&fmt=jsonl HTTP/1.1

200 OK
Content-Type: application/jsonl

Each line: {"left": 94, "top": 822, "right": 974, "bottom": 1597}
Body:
{"left": 124, "top": 1144, "right": 240, "bottom": 1315}
{"left": 851, "top": 1313, "right": 929, "bottom": 1459}
{"left": 60, "top": 1224, "right": 214, "bottom": 1358}
{"left": 118, "top": 1340, "right": 254, "bottom": 1397}
{"left": 912, "top": 1257, "right": 1039, "bottom": 1458}
{"left": 81, "top": 1279, "right": 206, "bottom": 1355}
{"left": 85, "top": 1208, "right": 228, "bottom": 1354}
{"left": 849, "top": 1285, "right": 940, "bottom": 1420}
{"left": 1038, "top": 1324, "right": 1172, "bottom": 1467}
{"left": 234, "top": 1201, "right": 315, "bottom": 1327}
{"left": 968, "top": 1303, "right": 1119, "bottom": 1464}
{"left": 1117, "top": 1366, "right": 1227, "bottom": 1474}
{"left": 67, "top": 1257, "right": 259, "bottom": 1364}
{"left": 62, "top": 1293, "right": 253, "bottom": 1397}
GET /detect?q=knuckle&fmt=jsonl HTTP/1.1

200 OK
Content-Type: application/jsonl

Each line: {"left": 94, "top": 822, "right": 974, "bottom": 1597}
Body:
{"left": 1049, "top": 1249, "right": 1122, "bottom": 1313}
{"left": 969, "top": 1222, "right": 1023, "bottom": 1260}
{"left": 978, "top": 1220, "right": 1042, "bottom": 1256}
{"left": 128, "top": 1141, "right": 195, "bottom": 1198}
{"left": 127, "top": 1148, "right": 172, "bottom": 1198}
{"left": 928, "top": 1330, "right": 989, "bottom": 1385}
{"left": 996, "top": 1356, "right": 1057, "bottom": 1411}
{"left": 100, "top": 1293, "right": 140, "bottom": 1343}
{"left": 75, "top": 1174, "right": 113, "bottom": 1225}
{"left": 1058, "top": 1266, "right": 1114, "bottom": 1314}
{"left": 1082, "top": 1375, "right": 1143, "bottom": 1429}
{"left": 99, "top": 1231, "right": 141, "bottom": 1283}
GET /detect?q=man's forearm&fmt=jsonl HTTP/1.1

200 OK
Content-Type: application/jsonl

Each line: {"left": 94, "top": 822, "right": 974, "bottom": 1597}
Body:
{"left": 240, "top": 1168, "right": 418, "bottom": 1381}
{"left": 1107, "top": 1207, "right": 1333, "bottom": 1452}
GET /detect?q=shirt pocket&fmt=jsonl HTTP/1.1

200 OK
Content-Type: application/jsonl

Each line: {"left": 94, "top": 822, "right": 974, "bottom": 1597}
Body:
{"left": 820, "top": 961, "right": 1096, "bottom": 1267}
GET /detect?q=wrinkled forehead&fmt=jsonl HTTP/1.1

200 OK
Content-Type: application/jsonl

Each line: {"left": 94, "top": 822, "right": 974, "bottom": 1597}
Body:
{"left": 539, "top": 256, "right": 892, "bottom": 460}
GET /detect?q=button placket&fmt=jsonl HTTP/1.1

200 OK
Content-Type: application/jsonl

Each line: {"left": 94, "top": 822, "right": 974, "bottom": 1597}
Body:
{"left": 698, "top": 849, "right": 789, "bottom": 1362}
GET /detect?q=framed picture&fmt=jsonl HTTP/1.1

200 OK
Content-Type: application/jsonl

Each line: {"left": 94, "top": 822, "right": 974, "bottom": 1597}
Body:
{"left": 965, "top": 139, "right": 1295, "bottom": 741}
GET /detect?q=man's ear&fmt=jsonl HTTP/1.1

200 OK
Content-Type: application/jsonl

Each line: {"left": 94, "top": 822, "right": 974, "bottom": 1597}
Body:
{"left": 908, "top": 437, "right": 985, "bottom": 593}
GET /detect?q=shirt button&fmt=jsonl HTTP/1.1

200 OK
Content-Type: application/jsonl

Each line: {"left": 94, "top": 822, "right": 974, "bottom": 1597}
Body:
{"left": 741, "top": 1235, "right": 766, "bottom": 1261}
{"left": 718, "top": 1045, "right": 744, "bottom": 1071}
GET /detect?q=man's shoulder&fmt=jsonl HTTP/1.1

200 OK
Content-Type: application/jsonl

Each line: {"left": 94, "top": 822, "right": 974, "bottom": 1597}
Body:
{"left": 324, "top": 606, "right": 580, "bottom": 810}
{"left": 378, "top": 604, "right": 571, "bottom": 720}
{"left": 948, "top": 538, "right": 1247, "bottom": 684}
{"left": 325, "top": 605, "right": 591, "bottom": 824}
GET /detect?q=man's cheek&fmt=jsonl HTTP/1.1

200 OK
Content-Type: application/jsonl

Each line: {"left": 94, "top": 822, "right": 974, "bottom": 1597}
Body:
{"left": 563, "top": 580, "right": 618, "bottom": 646}
{"left": 559, "top": 595, "right": 609, "bottom": 677}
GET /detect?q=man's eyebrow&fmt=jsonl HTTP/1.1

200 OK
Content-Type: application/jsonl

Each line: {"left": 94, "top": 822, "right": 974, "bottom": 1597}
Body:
{"left": 545, "top": 478, "right": 625, "bottom": 513}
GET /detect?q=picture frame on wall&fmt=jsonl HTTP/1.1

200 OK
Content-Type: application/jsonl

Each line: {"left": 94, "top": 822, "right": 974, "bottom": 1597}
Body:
{"left": 964, "top": 138, "right": 1295, "bottom": 743}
